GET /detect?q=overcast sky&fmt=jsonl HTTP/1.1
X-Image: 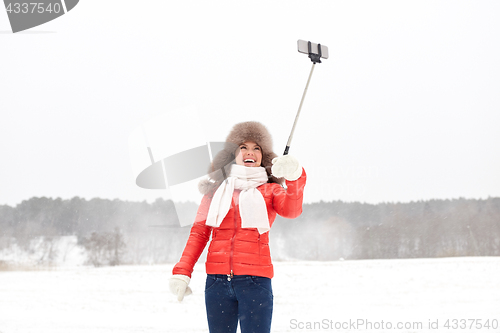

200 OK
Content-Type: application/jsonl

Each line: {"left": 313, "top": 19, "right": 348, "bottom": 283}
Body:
{"left": 1, "top": 1, "right": 499, "bottom": 206}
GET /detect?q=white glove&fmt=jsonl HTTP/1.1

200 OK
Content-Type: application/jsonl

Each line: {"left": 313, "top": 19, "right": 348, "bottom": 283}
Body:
{"left": 169, "top": 275, "right": 192, "bottom": 302}
{"left": 271, "top": 155, "right": 302, "bottom": 181}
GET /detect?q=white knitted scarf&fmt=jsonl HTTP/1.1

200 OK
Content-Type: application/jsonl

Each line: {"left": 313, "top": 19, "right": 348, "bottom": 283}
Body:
{"left": 206, "top": 164, "right": 270, "bottom": 234}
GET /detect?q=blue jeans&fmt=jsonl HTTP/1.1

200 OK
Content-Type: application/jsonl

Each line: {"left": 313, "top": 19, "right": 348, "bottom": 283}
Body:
{"left": 205, "top": 274, "right": 273, "bottom": 333}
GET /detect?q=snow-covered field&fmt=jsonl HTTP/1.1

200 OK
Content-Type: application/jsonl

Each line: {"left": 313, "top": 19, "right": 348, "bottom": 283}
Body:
{"left": 1, "top": 257, "right": 499, "bottom": 333}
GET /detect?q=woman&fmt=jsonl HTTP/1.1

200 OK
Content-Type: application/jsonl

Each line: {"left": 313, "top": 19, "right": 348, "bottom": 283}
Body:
{"left": 169, "top": 121, "right": 306, "bottom": 333}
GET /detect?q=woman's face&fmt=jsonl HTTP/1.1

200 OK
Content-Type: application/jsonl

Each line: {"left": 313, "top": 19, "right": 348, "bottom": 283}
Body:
{"left": 235, "top": 141, "right": 262, "bottom": 167}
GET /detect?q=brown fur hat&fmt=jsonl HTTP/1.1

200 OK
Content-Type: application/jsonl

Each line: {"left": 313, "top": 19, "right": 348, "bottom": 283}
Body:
{"left": 199, "top": 121, "right": 284, "bottom": 195}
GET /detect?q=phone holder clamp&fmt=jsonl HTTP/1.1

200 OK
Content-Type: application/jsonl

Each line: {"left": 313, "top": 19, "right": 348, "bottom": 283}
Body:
{"left": 308, "top": 41, "right": 322, "bottom": 64}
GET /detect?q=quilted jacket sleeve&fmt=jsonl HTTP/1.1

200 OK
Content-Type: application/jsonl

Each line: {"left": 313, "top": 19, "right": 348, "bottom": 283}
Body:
{"left": 273, "top": 168, "right": 307, "bottom": 219}
{"left": 172, "top": 194, "right": 213, "bottom": 278}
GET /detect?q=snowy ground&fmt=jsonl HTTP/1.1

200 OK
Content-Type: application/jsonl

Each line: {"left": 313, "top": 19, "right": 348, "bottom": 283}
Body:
{"left": 0, "top": 257, "right": 499, "bottom": 333}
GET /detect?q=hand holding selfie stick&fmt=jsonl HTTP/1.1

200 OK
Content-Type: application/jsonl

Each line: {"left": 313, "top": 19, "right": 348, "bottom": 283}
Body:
{"left": 283, "top": 40, "right": 329, "bottom": 155}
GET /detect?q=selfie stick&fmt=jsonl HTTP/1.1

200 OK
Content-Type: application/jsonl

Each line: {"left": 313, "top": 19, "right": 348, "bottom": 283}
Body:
{"left": 283, "top": 40, "right": 328, "bottom": 155}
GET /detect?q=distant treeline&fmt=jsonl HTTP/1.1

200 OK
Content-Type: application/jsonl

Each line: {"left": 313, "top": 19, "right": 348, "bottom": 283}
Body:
{"left": 1, "top": 196, "right": 499, "bottom": 265}
{"left": 272, "top": 198, "right": 500, "bottom": 260}
{"left": 0, "top": 197, "right": 197, "bottom": 265}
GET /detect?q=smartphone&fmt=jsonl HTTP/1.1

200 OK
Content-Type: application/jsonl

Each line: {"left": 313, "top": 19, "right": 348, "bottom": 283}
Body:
{"left": 297, "top": 40, "right": 329, "bottom": 59}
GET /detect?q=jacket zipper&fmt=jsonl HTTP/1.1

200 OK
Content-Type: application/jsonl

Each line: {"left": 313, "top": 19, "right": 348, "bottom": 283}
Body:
{"left": 228, "top": 193, "right": 237, "bottom": 281}
{"left": 258, "top": 234, "right": 261, "bottom": 260}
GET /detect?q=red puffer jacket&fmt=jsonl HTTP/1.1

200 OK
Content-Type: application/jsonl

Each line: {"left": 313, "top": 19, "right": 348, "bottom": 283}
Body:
{"left": 172, "top": 168, "right": 306, "bottom": 279}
